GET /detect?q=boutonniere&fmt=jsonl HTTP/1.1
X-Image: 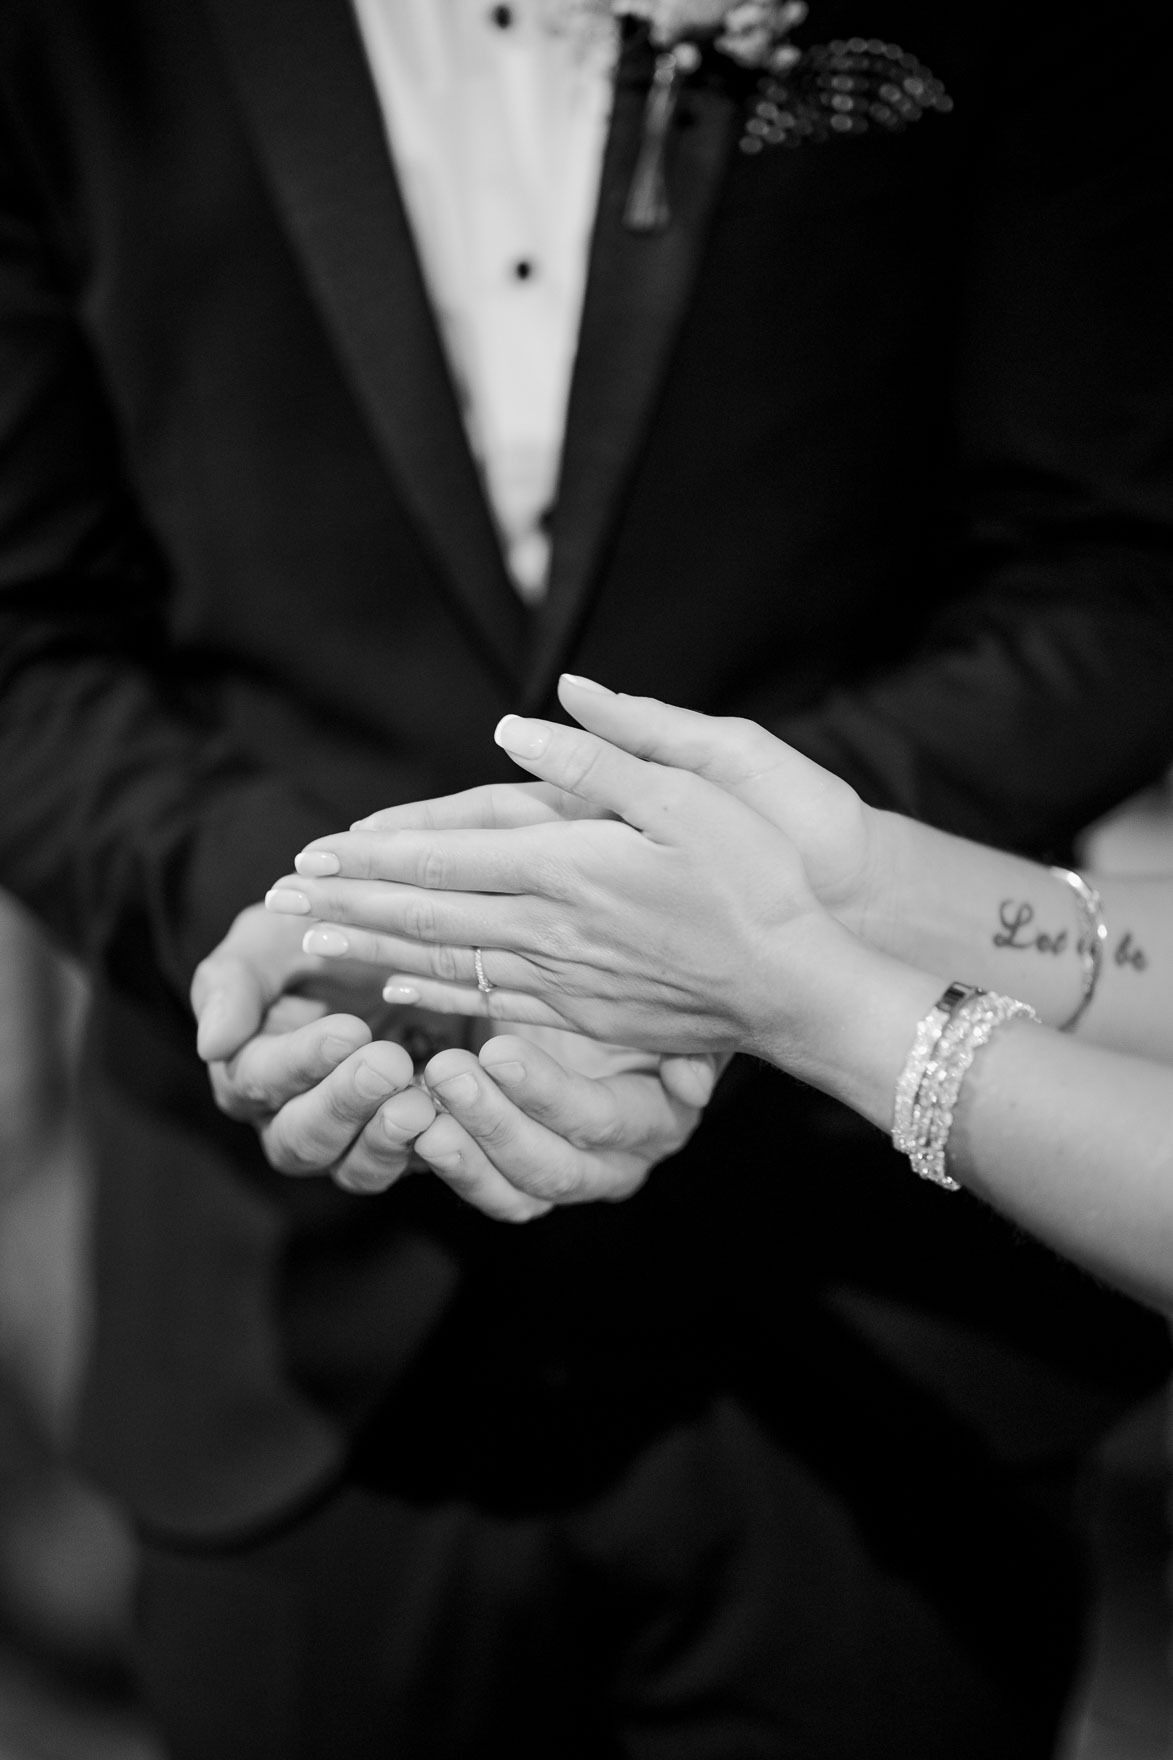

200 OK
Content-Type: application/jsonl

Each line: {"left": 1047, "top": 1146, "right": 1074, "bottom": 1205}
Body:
{"left": 612, "top": 1, "right": 952, "bottom": 232}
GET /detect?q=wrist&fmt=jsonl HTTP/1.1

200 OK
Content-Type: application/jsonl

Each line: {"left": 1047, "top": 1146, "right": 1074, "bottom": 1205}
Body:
{"left": 747, "top": 914, "right": 943, "bottom": 1131}
{"left": 838, "top": 809, "right": 908, "bottom": 949}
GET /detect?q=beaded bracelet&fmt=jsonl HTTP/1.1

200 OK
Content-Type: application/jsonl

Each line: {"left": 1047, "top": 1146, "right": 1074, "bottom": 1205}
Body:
{"left": 1049, "top": 866, "right": 1106, "bottom": 1033}
{"left": 893, "top": 987, "right": 1039, "bottom": 1191}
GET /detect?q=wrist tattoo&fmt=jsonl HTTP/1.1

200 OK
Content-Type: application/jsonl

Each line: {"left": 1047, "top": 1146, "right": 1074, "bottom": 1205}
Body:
{"left": 992, "top": 899, "right": 1068, "bottom": 955}
{"left": 1114, "top": 930, "right": 1148, "bottom": 972}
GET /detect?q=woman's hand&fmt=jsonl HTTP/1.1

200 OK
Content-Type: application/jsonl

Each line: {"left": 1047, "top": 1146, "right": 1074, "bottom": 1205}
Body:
{"left": 547, "top": 676, "right": 881, "bottom": 923}
{"left": 265, "top": 714, "right": 840, "bottom": 1057}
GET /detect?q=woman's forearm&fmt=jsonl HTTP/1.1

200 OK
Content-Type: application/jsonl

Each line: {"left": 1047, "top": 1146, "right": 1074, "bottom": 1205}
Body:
{"left": 860, "top": 813, "right": 1173, "bottom": 1058}
{"left": 755, "top": 926, "right": 1173, "bottom": 1313}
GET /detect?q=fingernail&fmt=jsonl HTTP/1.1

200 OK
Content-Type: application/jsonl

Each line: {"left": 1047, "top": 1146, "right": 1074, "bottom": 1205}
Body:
{"left": 423, "top": 1149, "right": 461, "bottom": 1171}
{"left": 303, "top": 927, "right": 349, "bottom": 957}
{"left": 383, "top": 980, "right": 421, "bottom": 1004}
{"left": 432, "top": 1071, "right": 479, "bottom": 1107}
{"left": 266, "top": 886, "right": 311, "bottom": 914}
{"left": 353, "top": 1061, "right": 398, "bottom": 1101}
{"left": 559, "top": 674, "right": 613, "bottom": 695}
{"left": 295, "top": 848, "right": 341, "bottom": 877}
{"left": 495, "top": 715, "right": 550, "bottom": 758}
{"left": 321, "top": 1034, "right": 358, "bottom": 1065}
{"left": 334, "top": 1166, "right": 398, "bottom": 1196}
{"left": 482, "top": 1058, "right": 525, "bottom": 1087}
{"left": 378, "top": 1114, "right": 413, "bottom": 1146}
{"left": 350, "top": 815, "right": 377, "bottom": 830}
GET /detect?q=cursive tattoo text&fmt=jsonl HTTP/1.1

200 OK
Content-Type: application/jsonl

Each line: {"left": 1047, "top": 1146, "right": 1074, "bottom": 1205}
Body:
{"left": 993, "top": 900, "right": 1068, "bottom": 955}
{"left": 1114, "top": 930, "right": 1148, "bottom": 972}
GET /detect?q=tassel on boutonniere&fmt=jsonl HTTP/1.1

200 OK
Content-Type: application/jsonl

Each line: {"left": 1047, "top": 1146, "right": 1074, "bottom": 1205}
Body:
{"left": 615, "top": 0, "right": 808, "bottom": 232}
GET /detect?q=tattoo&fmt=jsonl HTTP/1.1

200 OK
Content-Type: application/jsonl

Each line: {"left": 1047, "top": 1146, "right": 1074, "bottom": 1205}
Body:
{"left": 992, "top": 900, "right": 1069, "bottom": 955}
{"left": 1114, "top": 930, "right": 1148, "bottom": 973}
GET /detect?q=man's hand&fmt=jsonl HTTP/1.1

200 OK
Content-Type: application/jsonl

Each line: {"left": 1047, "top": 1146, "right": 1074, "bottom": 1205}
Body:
{"left": 409, "top": 1029, "right": 718, "bottom": 1224}
{"left": 191, "top": 903, "right": 437, "bottom": 1194}
{"left": 191, "top": 904, "right": 713, "bottom": 1209}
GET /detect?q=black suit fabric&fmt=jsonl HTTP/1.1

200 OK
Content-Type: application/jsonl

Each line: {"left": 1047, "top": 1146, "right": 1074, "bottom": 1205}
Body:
{"left": 1, "top": 0, "right": 1172, "bottom": 1752}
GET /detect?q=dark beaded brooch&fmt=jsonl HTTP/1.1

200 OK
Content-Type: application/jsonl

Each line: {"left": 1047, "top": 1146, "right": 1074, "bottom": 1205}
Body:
{"left": 739, "top": 37, "right": 952, "bottom": 152}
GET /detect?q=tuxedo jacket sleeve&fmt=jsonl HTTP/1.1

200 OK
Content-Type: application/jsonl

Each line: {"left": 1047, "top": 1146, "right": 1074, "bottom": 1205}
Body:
{"left": 776, "top": 4, "right": 1173, "bottom": 847}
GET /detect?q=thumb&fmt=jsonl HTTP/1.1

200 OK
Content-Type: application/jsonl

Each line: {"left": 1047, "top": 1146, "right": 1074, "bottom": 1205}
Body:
{"left": 659, "top": 1052, "right": 722, "bottom": 1109}
{"left": 191, "top": 950, "right": 270, "bottom": 1062}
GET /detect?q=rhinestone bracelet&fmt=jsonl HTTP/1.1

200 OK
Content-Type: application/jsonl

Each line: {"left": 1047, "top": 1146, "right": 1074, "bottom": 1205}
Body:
{"left": 893, "top": 987, "right": 1039, "bottom": 1191}
{"left": 891, "top": 980, "right": 979, "bottom": 1156}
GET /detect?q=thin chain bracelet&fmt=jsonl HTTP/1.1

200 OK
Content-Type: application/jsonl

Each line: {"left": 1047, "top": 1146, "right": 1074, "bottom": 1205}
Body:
{"left": 1049, "top": 867, "right": 1106, "bottom": 1033}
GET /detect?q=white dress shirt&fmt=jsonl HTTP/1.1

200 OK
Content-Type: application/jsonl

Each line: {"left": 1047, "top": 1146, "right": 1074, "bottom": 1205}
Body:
{"left": 350, "top": 0, "right": 617, "bottom": 599}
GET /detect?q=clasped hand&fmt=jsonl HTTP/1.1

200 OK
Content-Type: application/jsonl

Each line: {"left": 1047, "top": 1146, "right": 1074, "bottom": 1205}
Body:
{"left": 263, "top": 676, "right": 883, "bottom": 1063}
{"left": 191, "top": 889, "right": 716, "bottom": 1225}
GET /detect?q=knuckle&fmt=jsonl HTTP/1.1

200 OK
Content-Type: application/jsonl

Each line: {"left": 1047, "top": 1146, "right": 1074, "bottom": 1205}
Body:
{"left": 557, "top": 732, "right": 603, "bottom": 795}
{"left": 584, "top": 1106, "right": 629, "bottom": 1154}
{"left": 431, "top": 940, "right": 462, "bottom": 983}
{"left": 531, "top": 1152, "right": 582, "bottom": 1203}
{"left": 262, "top": 1121, "right": 317, "bottom": 1177}
{"left": 233, "top": 1068, "right": 275, "bottom": 1110}
{"left": 418, "top": 848, "right": 448, "bottom": 891}
{"left": 209, "top": 1071, "right": 250, "bottom": 1121}
{"left": 657, "top": 770, "right": 698, "bottom": 816}
{"left": 403, "top": 893, "right": 439, "bottom": 944}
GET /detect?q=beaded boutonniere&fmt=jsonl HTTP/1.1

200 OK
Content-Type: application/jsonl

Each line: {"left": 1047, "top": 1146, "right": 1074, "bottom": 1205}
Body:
{"left": 612, "top": 1, "right": 953, "bottom": 231}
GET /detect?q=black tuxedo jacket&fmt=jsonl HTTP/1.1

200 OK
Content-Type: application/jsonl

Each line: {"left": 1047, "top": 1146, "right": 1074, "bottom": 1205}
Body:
{"left": 1, "top": 0, "right": 1172, "bottom": 1541}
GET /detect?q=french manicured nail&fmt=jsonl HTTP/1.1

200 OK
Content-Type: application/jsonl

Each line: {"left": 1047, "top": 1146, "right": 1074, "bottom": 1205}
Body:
{"left": 295, "top": 848, "right": 341, "bottom": 877}
{"left": 559, "top": 673, "right": 613, "bottom": 695}
{"left": 432, "top": 1071, "right": 479, "bottom": 1107}
{"left": 481, "top": 1058, "right": 525, "bottom": 1087}
{"left": 266, "top": 886, "right": 311, "bottom": 914}
{"left": 495, "top": 715, "right": 550, "bottom": 758}
{"left": 353, "top": 1061, "right": 399, "bottom": 1101}
{"left": 303, "top": 927, "right": 349, "bottom": 957}
{"left": 383, "top": 980, "right": 421, "bottom": 1004}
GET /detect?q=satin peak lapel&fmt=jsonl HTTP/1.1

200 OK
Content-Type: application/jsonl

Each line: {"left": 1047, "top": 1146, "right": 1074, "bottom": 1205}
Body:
{"left": 202, "top": 0, "right": 526, "bottom": 687}
{"left": 525, "top": 43, "right": 739, "bottom": 709}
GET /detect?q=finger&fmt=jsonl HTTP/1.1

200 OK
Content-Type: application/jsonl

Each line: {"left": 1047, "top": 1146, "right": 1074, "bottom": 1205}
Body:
{"left": 209, "top": 1011, "right": 372, "bottom": 1121}
{"left": 423, "top": 1044, "right": 652, "bottom": 1206}
{"left": 193, "top": 952, "right": 267, "bottom": 1062}
{"left": 476, "top": 1036, "right": 679, "bottom": 1160}
{"left": 556, "top": 679, "right": 862, "bottom": 888}
{"left": 492, "top": 715, "right": 701, "bottom": 841}
{"left": 381, "top": 974, "right": 567, "bottom": 1031}
{"left": 259, "top": 1040, "right": 415, "bottom": 1176}
{"left": 294, "top": 920, "right": 546, "bottom": 1006}
{"left": 412, "top": 1109, "right": 554, "bottom": 1224}
{"left": 556, "top": 676, "right": 792, "bottom": 792}
{"left": 329, "top": 1082, "right": 437, "bottom": 1195}
{"left": 658, "top": 1053, "right": 721, "bottom": 1108}
{"left": 268, "top": 871, "right": 520, "bottom": 944}
{"left": 192, "top": 908, "right": 312, "bottom": 1062}
{"left": 349, "top": 781, "right": 569, "bottom": 834}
